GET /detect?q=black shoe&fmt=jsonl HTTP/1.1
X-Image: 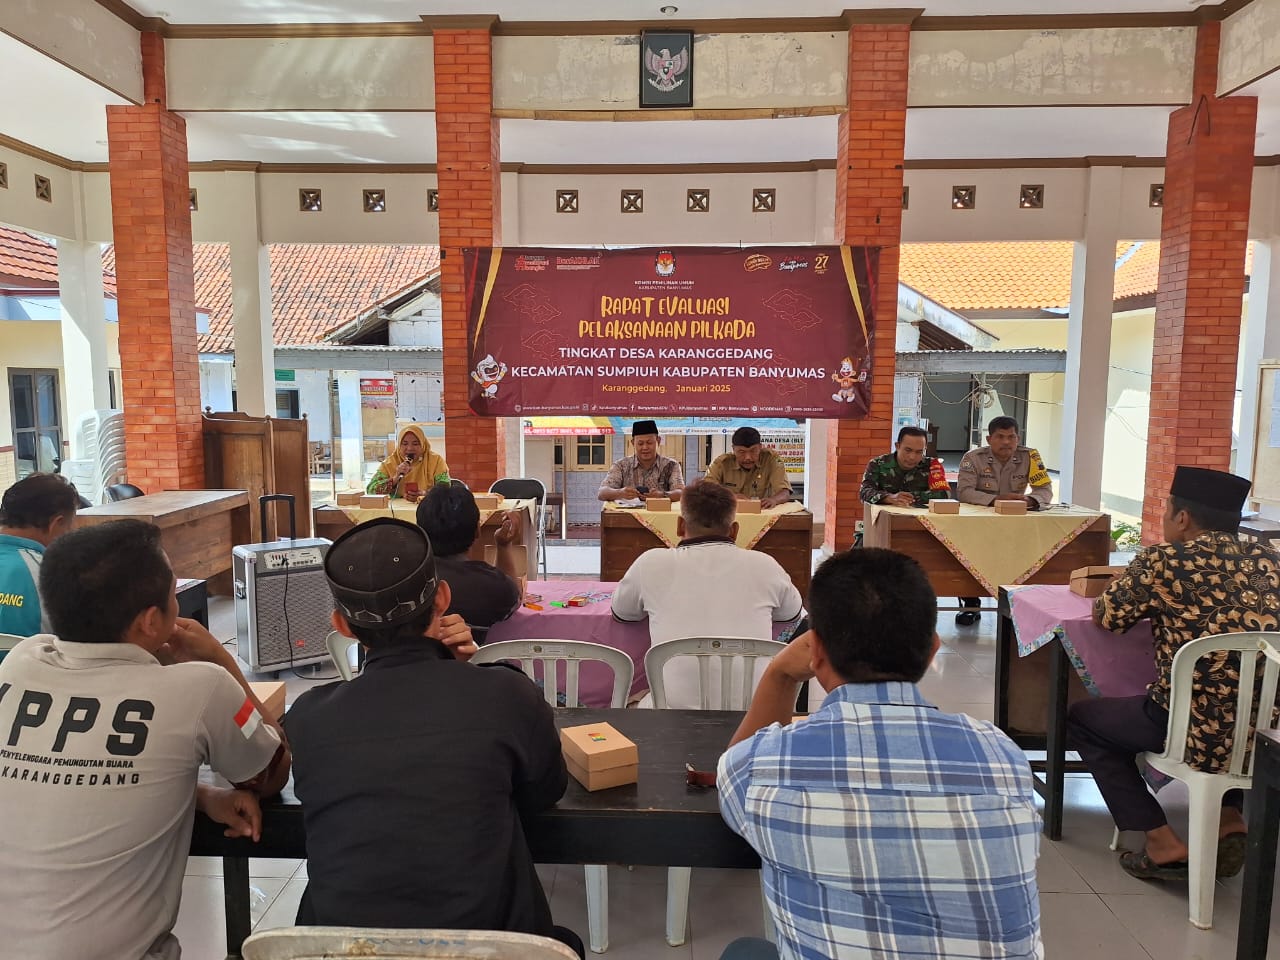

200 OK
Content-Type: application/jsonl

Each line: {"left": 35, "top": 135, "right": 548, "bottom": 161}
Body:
{"left": 955, "top": 610, "right": 981, "bottom": 626}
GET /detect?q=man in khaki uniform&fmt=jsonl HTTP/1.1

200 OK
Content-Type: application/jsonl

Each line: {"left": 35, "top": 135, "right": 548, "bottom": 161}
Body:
{"left": 953, "top": 416, "right": 1054, "bottom": 625}
{"left": 704, "top": 426, "right": 792, "bottom": 509}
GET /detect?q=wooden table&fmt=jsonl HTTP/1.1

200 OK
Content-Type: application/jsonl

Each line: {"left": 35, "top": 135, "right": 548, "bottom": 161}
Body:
{"left": 600, "top": 508, "right": 813, "bottom": 598}
{"left": 1237, "top": 727, "right": 1280, "bottom": 960}
{"left": 191, "top": 708, "right": 754, "bottom": 957}
{"left": 862, "top": 506, "right": 1111, "bottom": 598}
{"left": 75, "top": 490, "right": 250, "bottom": 594}
{"left": 314, "top": 499, "right": 538, "bottom": 580}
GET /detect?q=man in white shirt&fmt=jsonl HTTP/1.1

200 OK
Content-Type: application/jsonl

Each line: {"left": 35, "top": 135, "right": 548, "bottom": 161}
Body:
{"left": 0, "top": 519, "right": 290, "bottom": 960}
{"left": 612, "top": 480, "right": 803, "bottom": 708}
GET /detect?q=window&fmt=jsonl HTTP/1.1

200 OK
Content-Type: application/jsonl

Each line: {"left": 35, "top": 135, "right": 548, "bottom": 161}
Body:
{"left": 575, "top": 435, "right": 608, "bottom": 467}
{"left": 8, "top": 369, "right": 62, "bottom": 480}
{"left": 275, "top": 389, "right": 300, "bottom": 420}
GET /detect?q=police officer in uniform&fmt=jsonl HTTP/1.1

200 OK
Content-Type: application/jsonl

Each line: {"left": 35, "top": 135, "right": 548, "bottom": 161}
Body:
{"left": 953, "top": 416, "right": 1054, "bottom": 624}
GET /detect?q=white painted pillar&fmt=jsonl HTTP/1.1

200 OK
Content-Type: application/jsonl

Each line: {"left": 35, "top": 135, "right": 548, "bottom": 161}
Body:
{"left": 335, "top": 370, "right": 364, "bottom": 490}
{"left": 224, "top": 171, "right": 275, "bottom": 417}
{"left": 57, "top": 239, "right": 111, "bottom": 454}
{"left": 1059, "top": 166, "right": 1123, "bottom": 509}
{"left": 1238, "top": 239, "right": 1280, "bottom": 486}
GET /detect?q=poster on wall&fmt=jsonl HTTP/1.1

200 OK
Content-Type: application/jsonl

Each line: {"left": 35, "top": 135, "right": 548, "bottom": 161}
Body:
{"left": 464, "top": 245, "right": 877, "bottom": 419}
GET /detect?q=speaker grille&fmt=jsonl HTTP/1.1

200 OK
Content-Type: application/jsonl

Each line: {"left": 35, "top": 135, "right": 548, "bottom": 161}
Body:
{"left": 252, "top": 568, "right": 333, "bottom": 669}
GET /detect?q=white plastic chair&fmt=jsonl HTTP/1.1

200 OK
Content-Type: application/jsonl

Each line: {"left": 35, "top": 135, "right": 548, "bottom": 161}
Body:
{"left": 241, "top": 926, "right": 577, "bottom": 959}
{"left": 1108, "top": 631, "right": 1280, "bottom": 929}
{"left": 472, "top": 639, "right": 634, "bottom": 954}
{"left": 644, "top": 636, "right": 788, "bottom": 947}
{"left": 490, "top": 478, "right": 548, "bottom": 579}
{"left": 326, "top": 630, "right": 357, "bottom": 681}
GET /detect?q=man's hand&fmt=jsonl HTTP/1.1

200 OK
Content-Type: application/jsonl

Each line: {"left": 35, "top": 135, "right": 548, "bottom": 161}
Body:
{"left": 886, "top": 492, "right": 915, "bottom": 508}
{"left": 197, "top": 784, "right": 263, "bottom": 842}
{"left": 767, "top": 630, "right": 817, "bottom": 684}
{"left": 619, "top": 486, "right": 641, "bottom": 500}
{"left": 495, "top": 512, "right": 519, "bottom": 546}
{"left": 430, "top": 613, "right": 478, "bottom": 661}
{"left": 761, "top": 493, "right": 785, "bottom": 509}
{"left": 159, "top": 617, "right": 228, "bottom": 665}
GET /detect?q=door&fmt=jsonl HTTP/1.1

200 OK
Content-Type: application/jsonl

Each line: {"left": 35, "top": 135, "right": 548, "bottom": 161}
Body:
{"left": 9, "top": 369, "right": 62, "bottom": 480}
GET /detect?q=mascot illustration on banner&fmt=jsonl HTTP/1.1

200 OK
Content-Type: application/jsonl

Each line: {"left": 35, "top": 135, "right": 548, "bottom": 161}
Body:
{"left": 831, "top": 356, "right": 862, "bottom": 403}
{"left": 471, "top": 354, "right": 508, "bottom": 399}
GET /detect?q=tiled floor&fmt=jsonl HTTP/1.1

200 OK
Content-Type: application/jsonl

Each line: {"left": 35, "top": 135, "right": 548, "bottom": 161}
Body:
{"left": 175, "top": 544, "right": 1280, "bottom": 959}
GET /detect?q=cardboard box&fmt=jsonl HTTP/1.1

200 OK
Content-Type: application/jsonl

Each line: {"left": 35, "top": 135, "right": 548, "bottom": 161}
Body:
{"left": 484, "top": 544, "right": 528, "bottom": 575}
{"left": 644, "top": 497, "right": 672, "bottom": 512}
{"left": 359, "top": 494, "right": 389, "bottom": 509}
{"left": 994, "top": 499, "right": 1028, "bottom": 515}
{"left": 736, "top": 499, "right": 762, "bottom": 514}
{"left": 473, "top": 493, "right": 502, "bottom": 509}
{"left": 336, "top": 491, "right": 363, "bottom": 506}
{"left": 928, "top": 498, "right": 960, "bottom": 514}
{"left": 561, "top": 722, "right": 638, "bottom": 790}
{"left": 248, "top": 681, "right": 286, "bottom": 721}
{"left": 1070, "top": 565, "right": 1126, "bottom": 598}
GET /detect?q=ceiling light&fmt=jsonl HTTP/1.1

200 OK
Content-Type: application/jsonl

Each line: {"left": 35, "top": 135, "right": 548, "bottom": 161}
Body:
{"left": 660, "top": 5, "right": 678, "bottom": 14}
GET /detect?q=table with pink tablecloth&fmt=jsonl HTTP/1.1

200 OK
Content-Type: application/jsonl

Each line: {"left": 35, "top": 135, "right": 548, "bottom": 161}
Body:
{"left": 484, "top": 579, "right": 794, "bottom": 708}
{"left": 1008, "top": 583, "right": 1157, "bottom": 698}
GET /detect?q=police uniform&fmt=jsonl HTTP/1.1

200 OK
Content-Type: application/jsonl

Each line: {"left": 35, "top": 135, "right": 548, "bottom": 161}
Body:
{"left": 859, "top": 452, "right": 951, "bottom": 507}
{"left": 956, "top": 445, "right": 1053, "bottom": 509}
{"left": 705, "top": 448, "right": 789, "bottom": 499}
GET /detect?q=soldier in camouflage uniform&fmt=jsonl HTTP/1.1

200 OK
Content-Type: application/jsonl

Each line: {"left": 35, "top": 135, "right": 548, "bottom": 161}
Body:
{"left": 859, "top": 426, "right": 951, "bottom": 508}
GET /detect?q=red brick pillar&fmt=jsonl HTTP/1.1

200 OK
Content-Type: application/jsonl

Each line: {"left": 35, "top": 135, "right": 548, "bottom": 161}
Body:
{"left": 435, "top": 22, "right": 506, "bottom": 489}
{"left": 1142, "top": 21, "right": 1257, "bottom": 541}
{"left": 825, "top": 20, "right": 910, "bottom": 551}
{"left": 106, "top": 31, "right": 203, "bottom": 491}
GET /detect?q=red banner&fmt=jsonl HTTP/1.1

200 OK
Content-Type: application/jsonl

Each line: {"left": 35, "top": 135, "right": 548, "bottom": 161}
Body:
{"left": 464, "top": 246, "right": 877, "bottom": 418}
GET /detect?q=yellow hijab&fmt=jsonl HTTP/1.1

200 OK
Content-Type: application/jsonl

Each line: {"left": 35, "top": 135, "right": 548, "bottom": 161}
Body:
{"left": 372, "top": 424, "right": 450, "bottom": 497}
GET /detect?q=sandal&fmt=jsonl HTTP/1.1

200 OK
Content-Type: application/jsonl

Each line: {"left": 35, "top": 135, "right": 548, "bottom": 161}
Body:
{"left": 1216, "top": 832, "right": 1248, "bottom": 879}
{"left": 1119, "top": 850, "right": 1190, "bottom": 881}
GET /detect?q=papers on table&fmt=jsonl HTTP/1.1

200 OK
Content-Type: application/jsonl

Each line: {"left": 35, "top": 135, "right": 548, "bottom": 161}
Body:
{"left": 615, "top": 498, "right": 647, "bottom": 508}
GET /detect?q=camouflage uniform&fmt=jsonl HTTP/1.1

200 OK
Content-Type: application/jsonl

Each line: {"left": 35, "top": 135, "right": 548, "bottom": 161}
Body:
{"left": 859, "top": 452, "right": 951, "bottom": 507}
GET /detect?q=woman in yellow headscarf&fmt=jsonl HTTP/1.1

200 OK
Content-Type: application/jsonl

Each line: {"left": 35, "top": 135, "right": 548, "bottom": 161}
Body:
{"left": 366, "top": 424, "right": 450, "bottom": 502}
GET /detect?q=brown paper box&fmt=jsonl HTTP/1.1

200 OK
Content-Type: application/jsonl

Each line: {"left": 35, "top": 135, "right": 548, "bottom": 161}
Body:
{"left": 736, "top": 499, "right": 762, "bottom": 514}
{"left": 644, "top": 497, "right": 672, "bottom": 512}
{"left": 248, "top": 681, "right": 286, "bottom": 721}
{"left": 994, "top": 499, "right": 1028, "bottom": 515}
{"left": 483, "top": 544, "right": 528, "bottom": 573}
{"left": 561, "top": 722, "right": 638, "bottom": 771}
{"left": 928, "top": 499, "right": 960, "bottom": 514}
{"left": 336, "top": 491, "right": 363, "bottom": 506}
{"left": 1070, "top": 565, "right": 1127, "bottom": 598}
{"left": 359, "top": 494, "right": 389, "bottom": 509}
{"left": 565, "top": 756, "right": 638, "bottom": 791}
{"left": 473, "top": 493, "right": 502, "bottom": 509}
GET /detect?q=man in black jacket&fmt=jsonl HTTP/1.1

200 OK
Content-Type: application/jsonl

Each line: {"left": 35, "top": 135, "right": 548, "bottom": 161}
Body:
{"left": 285, "top": 518, "right": 579, "bottom": 955}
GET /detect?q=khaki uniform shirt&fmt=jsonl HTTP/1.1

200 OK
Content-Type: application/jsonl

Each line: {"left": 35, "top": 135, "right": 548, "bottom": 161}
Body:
{"left": 705, "top": 449, "right": 790, "bottom": 498}
{"left": 956, "top": 445, "right": 1053, "bottom": 508}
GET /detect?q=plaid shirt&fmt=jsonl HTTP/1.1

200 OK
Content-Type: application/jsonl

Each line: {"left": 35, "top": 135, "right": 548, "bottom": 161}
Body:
{"left": 718, "top": 682, "right": 1042, "bottom": 960}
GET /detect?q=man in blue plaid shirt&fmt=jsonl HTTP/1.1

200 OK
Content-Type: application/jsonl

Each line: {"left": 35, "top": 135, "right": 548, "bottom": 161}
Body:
{"left": 717, "top": 548, "right": 1042, "bottom": 960}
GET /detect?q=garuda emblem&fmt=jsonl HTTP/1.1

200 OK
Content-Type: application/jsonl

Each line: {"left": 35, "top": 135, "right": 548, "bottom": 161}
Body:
{"left": 645, "top": 45, "right": 689, "bottom": 92}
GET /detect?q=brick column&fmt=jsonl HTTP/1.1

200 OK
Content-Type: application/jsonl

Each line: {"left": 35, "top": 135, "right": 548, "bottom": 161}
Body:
{"left": 434, "top": 21, "right": 505, "bottom": 489}
{"left": 1142, "top": 21, "right": 1257, "bottom": 541}
{"left": 825, "top": 20, "right": 910, "bottom": 551}
{"left": 106, "top": 31, "right": 203, "bottom": 491}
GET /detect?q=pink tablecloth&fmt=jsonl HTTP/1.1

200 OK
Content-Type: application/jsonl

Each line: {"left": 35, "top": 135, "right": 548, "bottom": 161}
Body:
{"left": 485, "top": 580, "right": 652, "bottom": 708}
{"left": 1008, "top": 583, "right": 1157, "bottom": 698}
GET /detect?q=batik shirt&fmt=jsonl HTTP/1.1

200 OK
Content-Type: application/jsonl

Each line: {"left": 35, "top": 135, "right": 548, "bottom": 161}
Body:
{"left": 1095, "top": 532, "right": 1280, "bottom": 773}
{"left": 859, "top": 453, "right": 951, "bottom": 506}
{"left": 599, "top": 455, "right": 684, "bottom": 497}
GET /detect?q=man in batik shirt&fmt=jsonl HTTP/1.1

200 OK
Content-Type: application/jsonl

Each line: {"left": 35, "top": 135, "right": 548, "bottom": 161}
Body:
{"left": 859, "top": 425, "right": 951, "bottom": 508}
{"left": 597, "top": 420, "right": 685, "bottom": 503}
{"left": 1068, "top": 466, "right": 1280, "bottom": 882}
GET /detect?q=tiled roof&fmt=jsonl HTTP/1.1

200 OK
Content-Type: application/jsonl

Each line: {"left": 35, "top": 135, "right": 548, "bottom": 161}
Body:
{"left": 899, "top": 241, "right": 1253, "bottom": 313}
{"left": 0, "top": 226, "right": 117, "bottom": 296}
{"left": 104, "top": 242, "right": 441, "bottom": 353}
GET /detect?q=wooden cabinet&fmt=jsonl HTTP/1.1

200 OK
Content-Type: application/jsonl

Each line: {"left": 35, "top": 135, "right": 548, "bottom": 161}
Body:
{"left": 202, "top": 412, "right": 311, "bottom": 541}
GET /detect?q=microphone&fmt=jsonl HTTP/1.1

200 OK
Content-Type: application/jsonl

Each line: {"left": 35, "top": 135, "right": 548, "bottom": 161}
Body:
{"left": 388, "top": 452, "right": 416, "bottom": 495}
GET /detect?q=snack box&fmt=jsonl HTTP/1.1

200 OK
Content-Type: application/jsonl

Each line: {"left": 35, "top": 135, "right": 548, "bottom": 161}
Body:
{"left": 561, "top": 722, "right": 638, "bottom": 791}
{"left": 359, "top": 494, "right": 389, "bottom": 509}
{"left": 248, "top": 681, "right": 286, "bottom": 721}
{"left": 473, "top": 493, "right": 503, "bottom": 509}
{"left": 1069, "top": 565, "right": 1127, "bottom": 598}
{"left": 736, "top": 499, "right": 762, "bottom": 515}
{"left": 994, "top": 499, "right": 1028, "bottom": 515}
{"left": 335, "top": 491, "right": 363, "bottom": 506}
{"left": 644, "top": 497, "right": 672, "bottom": 512}
{"left": 928, "top": 499, "right": 960, "bottom": 514}
{"left": 483, "top": 544, "right": 528, "bottom": 574}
